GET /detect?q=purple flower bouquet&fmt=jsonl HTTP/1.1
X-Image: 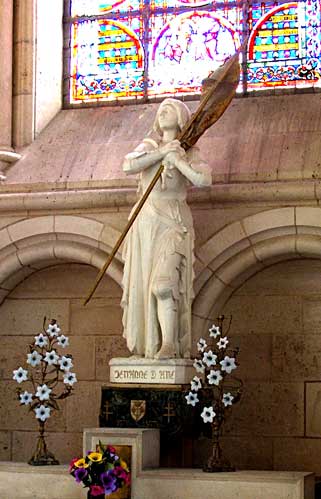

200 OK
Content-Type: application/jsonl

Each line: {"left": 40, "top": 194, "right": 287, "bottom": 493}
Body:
{"left": 69, "top": 442, "right": 130, "bottom": 498}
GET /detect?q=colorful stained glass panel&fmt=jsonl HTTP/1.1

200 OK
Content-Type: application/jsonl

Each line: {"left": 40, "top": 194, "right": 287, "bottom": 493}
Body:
{"left": 71, "top": 0, "right": 107, "bottom": 16}
{"left": 70, "top": 18, "right": 145, "bottom": 102}
{"left": 71, "top": 0, "right": 142, "bottom": 17}
{"left": 150, "top": 0, "right": 211, "bottom": 9}
{"left": 149, "top": 10, "right": 240, "bottom": 96}
{"left": 68, "top": 0, "right": 321, "bottom": 103}
{"left": 247, "top": 1, "right": 321, "bottom": 89}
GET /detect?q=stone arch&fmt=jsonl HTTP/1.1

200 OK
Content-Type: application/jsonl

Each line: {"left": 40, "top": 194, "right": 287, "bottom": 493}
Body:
{"left": 0, "top": 215, "right": 123, "bottom": 304}
{"left": 193, "top": 206, "right": 321, "bottom": 336}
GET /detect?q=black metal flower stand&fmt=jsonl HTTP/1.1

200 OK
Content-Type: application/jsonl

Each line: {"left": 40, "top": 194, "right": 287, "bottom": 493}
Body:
{"left": 203, "top": 419, "right": 234, "bottom": 472}
{"left": 28, "top": 422, "right": 59, "bottom": 466}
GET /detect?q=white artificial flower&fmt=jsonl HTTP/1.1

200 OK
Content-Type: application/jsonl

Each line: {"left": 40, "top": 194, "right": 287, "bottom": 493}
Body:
{"left": 35, "top": 405, "right": 51, "bottom": 421}
{"left": 35, "top": 384, "right": 52, "bottom": 401}
{"left": 197, "top": 338, "right": 207, "bottom": 352}
{"left": 223, "top": 392, "right": 234, "bottom": 407}
{"left": 63, "top": 372, "right": 77, "bottom": 385}
{"left": 209, "top": 324, "right": 221, "bottom": 338}
{"left": 27, "top": 350, "right": 42, "bottom": 367}
{"left": 190, "top": 376, "right": 202, "bottom": 392}
{"left": 207, "top": 369, "right": 223, "bottom": 386}
{"left": 203, "top": 350, "right": 217, "bottom": 367}
{"left": 44, "top": 350, "right": 59, "bottom": 365}
{"left": 217, "top": 336, "right": 229, "bottom": 350}
{"left": 34, "top": 333, "right": 48, "bottom": 348}
{"left": 185, "top": 391, "right": 199, "bottom": 407}
{"left": 57, "top": 335, "right": 69, "bottom": 348}
{"left": 58, "top": 356, "right": 73, "bottom": 371}
{"left": 201, "top": 406, "right": 216, "bottom": 423}
{"left": 193, "top": 359, "right": 205, "bottom": 374}
{"left": 12, "top": 367, "right": 28, "bottom": 384}
{"left": 19, "top": 391, "right": 33, "bottom": 405}
{"left": 46, "top": 323, "right": 61, "bottom": 337}
{"left": 220, "top": 356, "right": 237, "bottom": 374}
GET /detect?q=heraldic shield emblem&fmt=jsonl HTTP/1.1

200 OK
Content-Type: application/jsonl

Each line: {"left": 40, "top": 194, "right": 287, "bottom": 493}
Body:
{"left": 130, "top": 400, "right": 146, "bottom": 422}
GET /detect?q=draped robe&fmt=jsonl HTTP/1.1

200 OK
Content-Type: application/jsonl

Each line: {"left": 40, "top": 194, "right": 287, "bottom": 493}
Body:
{"left": 121, "top": 138, "right": 199, "bottom": 359}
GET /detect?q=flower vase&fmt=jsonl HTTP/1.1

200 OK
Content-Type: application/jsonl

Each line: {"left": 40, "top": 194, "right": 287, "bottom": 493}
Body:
{"left": 28, "top": 422, "right": 59, "bottom": 466}
{"left": 203, "top": 419, "right": 234, "bottom": 472}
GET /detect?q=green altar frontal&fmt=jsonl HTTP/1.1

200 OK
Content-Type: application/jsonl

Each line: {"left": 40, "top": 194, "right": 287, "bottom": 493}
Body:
{"left": 99, "top": 383, "right": 201, "bottom": 467}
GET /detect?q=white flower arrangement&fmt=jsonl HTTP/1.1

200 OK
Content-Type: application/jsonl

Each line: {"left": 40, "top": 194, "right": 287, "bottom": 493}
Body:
{"left": 186, "top": 316, "right": 243, "bottom": 472}
{"left": 185, "top": 316, "right": 242, "bottom": 425}
{"left": 13, "top": 319, "right": 77, "bottom": 424}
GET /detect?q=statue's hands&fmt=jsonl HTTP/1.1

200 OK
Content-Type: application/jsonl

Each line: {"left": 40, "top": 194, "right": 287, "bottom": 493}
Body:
{"left": 159, "top": 140, "right": 184, "bottom": 158}
{"left": 163, "top": 149, "right": 187, "bottom": 170}
{"left": 166, "top": 150, "right": 185, "bottom": 161}
{"left": 159, "top": 142, "right": 187, "bottom": 189}
{"left": 161, "top": 150, "right": 187, "bottom": 190}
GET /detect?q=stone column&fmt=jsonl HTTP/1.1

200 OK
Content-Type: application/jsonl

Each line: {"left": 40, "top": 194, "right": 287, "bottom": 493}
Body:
{"left": 12, "top": 0, "right": 35, "bottom": 148}
{"left": 0, "top": 0, "right": 21, "bottom": 178}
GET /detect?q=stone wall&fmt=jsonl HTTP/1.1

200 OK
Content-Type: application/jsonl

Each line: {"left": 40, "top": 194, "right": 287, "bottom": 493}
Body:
{"left": 3, "top": 256, "right": 321, "bottom": 472}
{"left": 2, "top": 205, "right": 321, "bottom": 473}
{"left": 3, "top": 92, "right": 321, "bottom": 186}
{"left": 0, "top": 263, "right": 126, "bottom": 463}
{"left": 195, "top": 258, "right": 321, "bottom": 473}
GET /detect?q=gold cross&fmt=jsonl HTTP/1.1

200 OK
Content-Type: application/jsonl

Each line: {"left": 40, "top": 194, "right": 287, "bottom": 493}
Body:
{"left": 163, "top": 402, "right": 176, "bottom": 422}
{"left": 104, "top": 401, "right": 113, "bottom": 421}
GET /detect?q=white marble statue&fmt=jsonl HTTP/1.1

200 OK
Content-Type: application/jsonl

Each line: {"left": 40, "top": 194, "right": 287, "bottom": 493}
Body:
{"left": 121, "top": 98, "right": 211, "bottom": 360}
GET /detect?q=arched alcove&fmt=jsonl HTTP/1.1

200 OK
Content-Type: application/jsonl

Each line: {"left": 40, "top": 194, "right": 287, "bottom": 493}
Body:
{"left": 192, "top": 207, "right": 321, "bottom": 473}
{"left": 193, "top": 207, "right": 321, "bottom": 336}
{"left": 0, "top": 260, "right": 129, "bottom": 463}
{"left": 193, "top": 256, "right": 321, "bottom": 472}
{"left": 0, "top": 215, "right": 128, "bottom": 464}
{"left": 0, "top": 215, "right": 124, "bottom": 304}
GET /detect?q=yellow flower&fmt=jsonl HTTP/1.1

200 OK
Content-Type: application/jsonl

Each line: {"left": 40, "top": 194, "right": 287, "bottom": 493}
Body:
{"left": 88, "top": 452, "right": 103, "bottom": 462}
{"left": 120, "top": 459, "right": 129, "bottom": 472}
{"left": 74, "top": 458, "right": 88, "bottom": 468}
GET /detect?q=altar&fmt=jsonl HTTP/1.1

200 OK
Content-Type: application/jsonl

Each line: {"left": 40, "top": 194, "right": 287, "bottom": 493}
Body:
{"left": 0, "top": 464, "right": 314, "bottom": 499}
{"left": 0, "top": 428, "right": 315, "bottom": 499}
{"left": 135, "top": 469, "right": 315, "bottom": 499}
{"left": 82, "top": 428, "right": 315, "bottom": 499}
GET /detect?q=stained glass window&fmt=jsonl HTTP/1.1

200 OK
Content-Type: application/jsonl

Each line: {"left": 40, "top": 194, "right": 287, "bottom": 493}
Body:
{"left": 65, "top": 0, "right": 321, "bottom": 104}
{"left": 247, "top": 1, "right": 321, "bottom": 89}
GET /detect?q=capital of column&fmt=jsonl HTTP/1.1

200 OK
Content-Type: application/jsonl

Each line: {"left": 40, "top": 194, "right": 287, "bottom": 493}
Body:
{"left": 0, "top": 145, "right": 22, "bottom": 180}
{"left": 0, "top": 148, "right": 21, "bottom": 163}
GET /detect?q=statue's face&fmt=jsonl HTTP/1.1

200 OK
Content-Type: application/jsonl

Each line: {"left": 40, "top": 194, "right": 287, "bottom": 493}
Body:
{"left": 158, "top": 104, "right": 179, "bottom": 131}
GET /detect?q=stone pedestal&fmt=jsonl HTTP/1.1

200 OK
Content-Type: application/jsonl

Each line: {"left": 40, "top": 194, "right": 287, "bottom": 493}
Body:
{"left": 83, "top": 427, "right": 159, "bottom": 476}
{"left": 108, "top": 357, "right": 197, "bottom": 467}
{"left": 109, "top": 357, "right": 194, "bottom": 384}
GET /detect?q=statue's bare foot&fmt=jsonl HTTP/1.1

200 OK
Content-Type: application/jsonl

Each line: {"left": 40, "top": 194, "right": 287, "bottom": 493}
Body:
{"left": 154, "top": 344, "right": 176, "bottom": 360}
